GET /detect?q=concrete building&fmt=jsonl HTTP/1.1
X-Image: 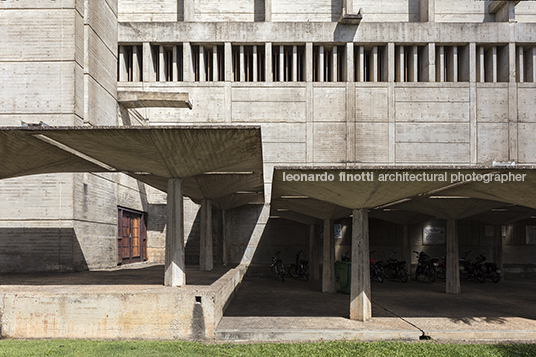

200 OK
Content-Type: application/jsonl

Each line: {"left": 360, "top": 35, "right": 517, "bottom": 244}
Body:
{"left": 1, "top": 0, "right": 536, "bottom": 339}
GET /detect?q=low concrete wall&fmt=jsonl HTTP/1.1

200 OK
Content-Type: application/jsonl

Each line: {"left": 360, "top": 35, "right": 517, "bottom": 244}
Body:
{"left": 0, "top": 265, "right": 246, "bottom": 340}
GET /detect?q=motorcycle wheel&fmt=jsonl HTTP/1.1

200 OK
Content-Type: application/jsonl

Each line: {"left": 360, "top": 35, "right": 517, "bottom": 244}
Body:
{"left": 477, "top": 269, "right": 485, "bottom": 283}
{"left": 436, "top": 268, "right": 446, "bottom": 280}
{"left": 383, "top": 265, "right": 397, "bottom": 279}
{"left": 427, "top": 267, "right": 436, "bottom": 283}
{"left": 400, "top": 268, "right": 408, "bottom": 283}
{"left": 491, "top": 271, "right": 501, "bottom": 283}
{"left": 288, "top": 265, "right": 300, "bottom": 278}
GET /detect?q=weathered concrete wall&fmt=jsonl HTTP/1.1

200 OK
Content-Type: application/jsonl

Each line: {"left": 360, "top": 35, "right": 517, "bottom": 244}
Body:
{"left": 119, "top": 0, "right": 181, "bottom": 22}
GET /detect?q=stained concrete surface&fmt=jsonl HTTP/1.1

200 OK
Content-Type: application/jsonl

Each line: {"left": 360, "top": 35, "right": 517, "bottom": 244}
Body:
{"left": 218, "top": 273, "right": 536, "bottom": 341}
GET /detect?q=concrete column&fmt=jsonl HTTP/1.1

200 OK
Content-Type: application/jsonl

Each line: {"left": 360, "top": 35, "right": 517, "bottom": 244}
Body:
{"left": 437, "top": 46, "right": 445, "bottom": 82}
{"left": 493, "top": 225, "right": 504, "bottom": 278}
{"left": 408, "top": 45, "right": 418, "bottom": 82}
{"left": 184, "top": 0, "right": 194, "bottom": 21}
{"left": 396, "top": 46, "right": 405, "bottom": 82}
{"left": 164, "top": 178, "right": 185, "bottom": 287}
{"left": 448, "top": 46, "right": 458, "bottom": 82}
{"left": 322, "top": 219, "right": 336, "bottom": 293}
{"left": 199, "top": 45, "right": 206, "bottom": 82}
{"left": 279, "top": 45, "right": 284, "bottom": 81}
{"left": 508, "top": 43, "right": 516, "bottom": 83}
{"left": 402, "top": 225, "right": 411, "bottom": 276}
{"left": 266, "top": 43, "right": 273, "bottom": 82}
{"left": 485, "top": 46, "right": 497, "bottom": 82}
{"left": 357, "top": 46, "right": 365, "bottom": 82}
{"left": 528, "top": 47, "right": 536, "bottom": 82}
{"left": 420, "top": 0, "right": 435, "bottom": 22}
{"left": 292, "top": 45, "right": 298, "bottom": 82}
{"left": 119, "top": 45, "right": 127, "bottom": 81}
{"left": 239, "top": 45, "right": 245, "bottom": 82}
{"left": 332, "top": 46, "right": 338, "bottom": 82}
{"left": 213, "top": 45, "right": 219, "bottom": 81}
{"left": 369, "top": 46, "right": 378, "bottom": 82}
{"left": 306, "top": 43, "right": 313, "bottom": 82}
{"left": 477, "top": 46, "right": 485, "bottom": 82}
{"left": 143, "top": 42, "right": 154, "bottom": 82}
{"left": 222, "top": 210, "right": 230, "bottom": 266}
{"left": 253, "top": 45, "right": 258, "bottom": 82}
{"left": 387, "top": 43, "right": 395, "bottom": 82}
{"left": 346, "top": 42, "right": 354, "bottom": 82}
{"left": 517, "top": 46, "right": 524, "bottom": 82}
{"left": 319, "top": 46, "right": 325, "bottom": 82}
{"left": 172, "top": 45, "right": 178, "bottom": 82}
{"left": 350, "top": 209, "right": 371, "bottom": 321}
{"left": 446, "top": 219, "right": 460, "bottom": 294}
{"left": 200, "top": 199, "right": 213, "bottom": 271}
{"left": 183, "top": 42, "right": 193, "bottom": 82}
{"left": 309, "top": 225, "right": 319, "bottom": 280}
{"left": 461, "top": 43, "right": 472, "bottom": 82}
{"left": 132, "top": 45, "right": 140, "bottom": 82}
{"left": 421, "top": 43, "right": 435, "bottom": 82}
{"left": 159, "top": 45, "right": 166, "bottom": 82}
{"left": 224, "top": 42, "right": 232, "bottom": 82}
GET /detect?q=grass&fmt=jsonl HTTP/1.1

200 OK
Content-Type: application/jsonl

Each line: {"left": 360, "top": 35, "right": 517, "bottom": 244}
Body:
{"left": 0, "top": 340, "right": 535, "bottom": 357}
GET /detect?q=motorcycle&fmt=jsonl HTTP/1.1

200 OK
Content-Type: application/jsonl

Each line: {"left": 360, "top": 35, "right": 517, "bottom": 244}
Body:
{"left": 478, "top": 253, "right": 502, "bottom": 283}
{"left": 459, "top": 250, "right": 485, "bottom": 283}
{"left": 288, "top": 250, "right": 309, "bottom": 281}
{"left": 370, "top": 250, "right": 385, "bottom": 283}
{"left": 383, "top": 251, "right": 408, "bottom": 283}
{"left": 414, "top": 251, "right": 438, "bottom": 283}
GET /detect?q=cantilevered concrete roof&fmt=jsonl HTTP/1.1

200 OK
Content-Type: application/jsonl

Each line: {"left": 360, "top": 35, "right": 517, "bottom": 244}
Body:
{"left": 0, "top": 126, "right": 264, "bottom": 209}
{"left": 272, "top": 167, "right": 536, "bottom": 223}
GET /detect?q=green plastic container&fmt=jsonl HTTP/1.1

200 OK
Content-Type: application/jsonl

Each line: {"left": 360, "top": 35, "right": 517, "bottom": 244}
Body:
{"left": 334, "top": 260, "right": 351, "bottom": 294}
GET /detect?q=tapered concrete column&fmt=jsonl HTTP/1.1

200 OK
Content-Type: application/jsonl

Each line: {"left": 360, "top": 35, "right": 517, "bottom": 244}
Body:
{"left": 164, "top": 178, "right": 185, "bottom": 287}
{"left": 143, "top": 42, "right": 154, "bottom": 82}
{"left": 446, "top": 219, "right": 460, "bottom": 294}
{"left": 183, "top": 42, "right": 193, "bottom": 82}
{"left": 200, "top": 199, "right": 213, "bottom": 271}
{"left": 253, "top": 45, "right": 258, "bottom": 82}
{"left": 350, "top": 209, "right": 371, "bottom": 321}
{"left": 318, "top": 46, "right": 325, "bottom": 82}
{"left": 493, "top": 225, "right": 504, "bottom": 278}
{"left": 309, "top": 225, "right": 319, "bottom": 280}
{"left": 132, "top": 45, "right": 140, "bottom": 82}
{"left": 305, "top": 42, "right": 313, "bottom": 82}
{"left": 346, "top": 42, "right": 354, "bottom": 82}
{"left": 266, "top": 43, "right": 273, "bottom": 82}
{"left": 119, "top": 45, "right": 127, "bottom": 81}
{"left": 159, "top": 45, "right": 166, "bottom": 82}
{"left": 322, "top": 219, "right": 336, "bottom": 293}
{"left": 172, "top": 45, "right": 178, "bottom": 82}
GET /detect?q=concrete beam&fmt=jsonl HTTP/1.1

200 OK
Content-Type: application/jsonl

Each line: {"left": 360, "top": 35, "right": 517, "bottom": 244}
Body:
{"left": 446, "top": 219, "right": 460, "bottom": 294}
{"left": 165, "top": 178, "right": 186, "bottom": 287}
{"left": 350, "top": 209, "right": 371, "bottom": 321}
{"left": 322, "top": 219, "right": 336, "bottom": 293}
{"left": 200, "top": 199, "right": 213, "bottom": 271}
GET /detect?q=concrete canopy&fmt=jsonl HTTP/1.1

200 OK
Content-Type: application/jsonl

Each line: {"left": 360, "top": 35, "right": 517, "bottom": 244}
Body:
{"left": 0, "top": 126, "right": 264, "bottom": 209}
{"left": 272, "top": 167, "right": 536, "bottom": 221}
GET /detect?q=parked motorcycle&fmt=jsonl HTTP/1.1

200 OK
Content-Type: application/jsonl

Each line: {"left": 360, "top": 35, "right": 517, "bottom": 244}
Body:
{"left": 370, "top": 250, "right": 385, "bottom": 283}
{"left": 459, "top": 250, "right": 485, "bottom": 283}
{"left": 383, "top": 251, "right": 408, "bottom": 283}
{"left": 414, "top": 251, "right": 438, "bottom": 283}
{"left": 478, "top": 254, "right": 502, "bottom": 283}
{"left": 288, "top": 250, "right": 309, "bottom": 281}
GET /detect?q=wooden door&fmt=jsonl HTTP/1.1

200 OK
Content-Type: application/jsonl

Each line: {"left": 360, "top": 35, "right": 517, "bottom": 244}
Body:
{"left": 117, "top": 207, "right": 148, "bottom": 265}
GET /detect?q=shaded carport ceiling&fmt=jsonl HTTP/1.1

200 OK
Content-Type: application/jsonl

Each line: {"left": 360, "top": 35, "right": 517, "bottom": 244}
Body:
{"left": 0, "top": 126, "right": 264, "bottom": 209}
{"left": 272, "top": 166, "right": 536, "bottom": 222}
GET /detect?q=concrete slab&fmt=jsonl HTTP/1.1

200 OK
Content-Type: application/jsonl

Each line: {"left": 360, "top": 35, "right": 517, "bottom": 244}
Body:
{"left": 217, "top": 274, "right": 536, "bottom": 342}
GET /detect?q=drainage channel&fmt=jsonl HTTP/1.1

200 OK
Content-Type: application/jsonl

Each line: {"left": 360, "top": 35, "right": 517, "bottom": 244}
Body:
{"left": 372, "top": 300, "right": 432, "bottom": 340}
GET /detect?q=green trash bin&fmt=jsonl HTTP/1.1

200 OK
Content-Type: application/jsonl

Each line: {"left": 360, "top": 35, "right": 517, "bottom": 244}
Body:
{"left": 334, "top": 260, "right": 351, "bottom": 294}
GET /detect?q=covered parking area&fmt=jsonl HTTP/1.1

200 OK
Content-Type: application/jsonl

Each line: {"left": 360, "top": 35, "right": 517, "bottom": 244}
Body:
{"left": 268, "top": 167, "right": 536, "bottom": 322}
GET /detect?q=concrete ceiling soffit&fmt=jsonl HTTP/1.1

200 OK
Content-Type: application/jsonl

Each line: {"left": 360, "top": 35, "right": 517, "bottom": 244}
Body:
{"left": 391, "top": 197, "right": 510, "bottom": 220}
{"left": 187, "top": 173, "right": 264, "bottom": 201}
{"left": 470, "top": 206, "right": 536, "bottom": 225}
{"left": 368, "top": 209, "right": 433, "bottom": 225}
{"left": 0, "top": 131, "right": 109, "bottom": 180}
{"left": 271, "top": 197, "right": 351, "bottom": 220}
{"left": 435, "top": 171, "right": 536, "bottom": 210}
{"left": 272, "top": 168, "right": 467, "bottom": 209}
{"left": 271, "top": 210, "right": 322, "bottom": 226}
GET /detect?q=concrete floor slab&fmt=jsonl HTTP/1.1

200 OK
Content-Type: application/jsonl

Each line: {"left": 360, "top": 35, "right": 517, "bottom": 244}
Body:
{"left": 217, "top": 274, "right": 536, "bottom": 342}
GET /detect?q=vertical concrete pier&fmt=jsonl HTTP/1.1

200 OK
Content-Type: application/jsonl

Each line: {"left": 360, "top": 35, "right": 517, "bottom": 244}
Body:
{"left": 322, "top": 219, "right": 336, "bottom": 293}
{"left": 350, "top": 209, "right": 371, "bottom": 321}
{"left": 164, "top": 178, "right": 186, "bottom": 287}
{"left": 446, "top": 219, "right": 461, "bottom": 294}
{"left": 200, "top": 199, "right": 214, "bottom": 271}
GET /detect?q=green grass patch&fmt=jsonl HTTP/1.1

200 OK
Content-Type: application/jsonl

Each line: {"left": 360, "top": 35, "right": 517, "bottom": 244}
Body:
{"left": 0, "top": 340, "right": 535, "bottom": 357}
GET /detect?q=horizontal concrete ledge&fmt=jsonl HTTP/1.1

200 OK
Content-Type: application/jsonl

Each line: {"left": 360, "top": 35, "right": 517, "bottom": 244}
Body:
{"left": 118, "top": 90, "right": 193, "bottom": 109}
{"left": 216, "top": 329, "right": 420, "bottom": 342}
{"left": 428, "top": 330, "right": 536, "bottom": 341}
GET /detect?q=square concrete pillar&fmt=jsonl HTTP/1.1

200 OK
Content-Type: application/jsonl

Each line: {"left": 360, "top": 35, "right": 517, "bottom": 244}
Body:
{"left": 159, "top": 45, "right": 166, "bottom": 82}
{"left": 387, "top": 43, "right": 395, "bottom": 82}
{"left": 318, "top": 46, "right": 325, "bottom": 83}
{"left": 183, "top": 42, "right": 194, "bottom": 82}
{"left": 200, "top": 199, "right": 213, "bottom": 271}
{"left": 225, "top": 42, "right": 232, "bottom": 82}
{"left": 213, "top": 45, "right": 219, "bottom": 82}
{"left": 305, "top": 42, "right": 313, "bottom": 82}
{"left": 143, "top": 42, "right": 155, "bottom": 82}
{"left": 172, "top": 45, "right": 178, "bottom": 82}
{"left": 350, "top": 209, "right": 371, "bottom": 321}
{"left": 184, "top": 0, "right": 195, "bottom": 21}
{"left": 265, "top": 43, "right": 273, "bottom": 82}
{"left": 346, "top": 42, "right": 354, "bottom": 82}
{"left": 119, "top": 45, "right": 127, "bottom": 82}
{"left": 322, "top": 219, "right": 336, "bottom": 293}
{"left": 446, "top": 219, "right": 461, "bottom": 294}
{"left": 165, "top": 178, "right": 186, "bottom": 287}
{"left": 133, "top": 45, "right": 140, "bottom": 82}
{"left": 253, "top": 45, "right": 258, "bottom": 82}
